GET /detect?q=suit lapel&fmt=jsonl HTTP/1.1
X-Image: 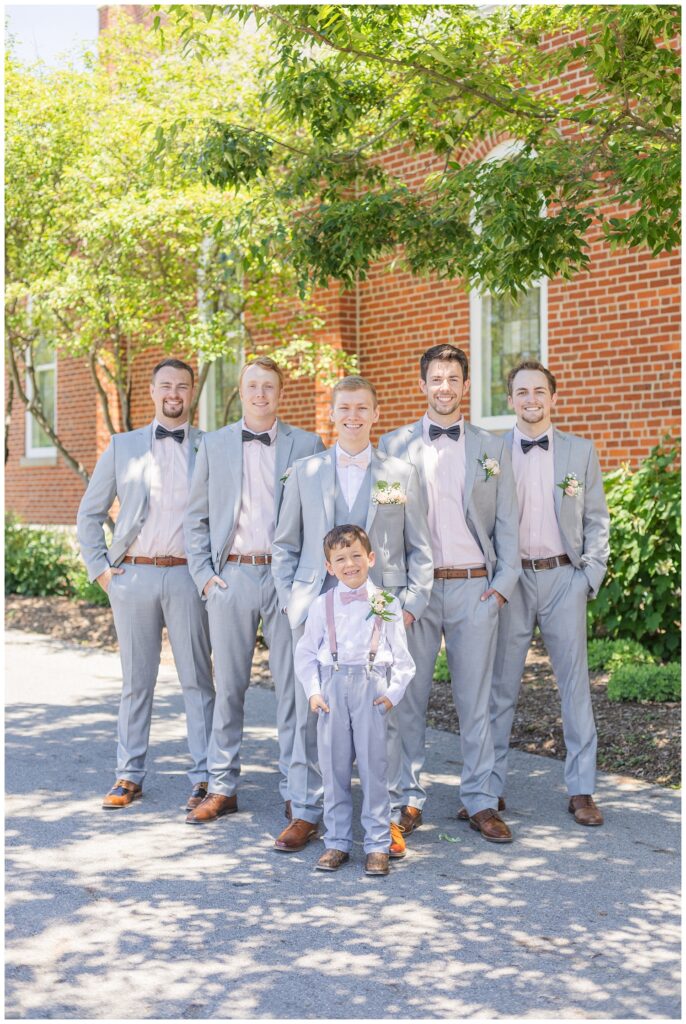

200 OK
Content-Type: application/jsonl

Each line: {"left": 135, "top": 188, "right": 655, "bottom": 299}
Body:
{"left": 405, "top": 421, "right": 428, "bottom": 495}
{"left": 224, "top": 422, "right": 244, "bottom": 526}
{"left": 187, "top": 426, "right": 202, "bottom": 483}
{"left": 365, "top": 449, "right": 385, "bottom": 533}
{"left": 504, "top": 429, "right": 514, "bottom": 457}
{"left": 553, "top": 428, "right": 571, "bottom": 522}
{"left": 139, "top": 423, "right": 155, "bottom": 502}
{"left": 274, "top": 420, "right": 293, "bottom": 518}
{"left": 320, "top": 448, "right": 336, "bottom": 529}
{"left": 463, "top": 424, "right": 480, "bottom": 512}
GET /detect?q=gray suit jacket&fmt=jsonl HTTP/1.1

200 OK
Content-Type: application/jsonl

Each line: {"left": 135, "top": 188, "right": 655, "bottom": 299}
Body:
{"left": 378, "top": 419, "right": 521, "bottom": 601}
{"left": 505, "top": 427, "right": 610, "bottom": 598}
{"left": 272, "top": 446, "right": 434, "bottom": 629}
{"left": 76, "top": 422, "right": 203, "bottom": 582}
{"left": 184, "top": 419, "right": 325, "bottom": 595}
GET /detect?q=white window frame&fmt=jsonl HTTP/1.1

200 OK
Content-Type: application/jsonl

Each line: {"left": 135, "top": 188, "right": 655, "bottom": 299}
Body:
{"left": 24, "top": 344, "right": 57, "bottom": 459}
{"left": 198, "top": 349, "right": 245, "bottom": 432}
{"left": 469, "top": 139, "right": 548, "bottom": 431}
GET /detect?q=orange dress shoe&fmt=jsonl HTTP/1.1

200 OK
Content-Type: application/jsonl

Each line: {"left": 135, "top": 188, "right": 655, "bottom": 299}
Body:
{"left": 469, "top": 808, "right": 513, "bottom": 843}
{"left": 185, "top": 793, "right": 238, "bottom": 823}
{"left": 458, "top": 796, "right": 506, "bottom": 821}
{"left": 389, "top": 822, "right": 406, "bottom": 859}
{"left": 315, "top": 849, "right": 350, "bottom": 871}
{"left": 364, "top": 852, "right": 390, "bottom": 876}
{"left": 102, "top": 779, "right": 142, "bottom": 808}
{"left": 569, "top": 795, "right": 604, "bottom": 826}
{"left": 186, "top": 782, "right": 208, "bottom": 811}
{"left": 398, "top": 805, "right": 423, "bottom": 835}
{"left": 274, "top": 818, "right": 318, "bottom": 852}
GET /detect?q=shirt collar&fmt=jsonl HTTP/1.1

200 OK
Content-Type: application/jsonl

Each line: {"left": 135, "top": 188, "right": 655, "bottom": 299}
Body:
{"left": 153, "top": 418, "right": 188, "bottom": 440}
{"left": 514, "top": 424, "right": 552, "bottom": 445}
{"left": 335, "top": 442, "right": 371, "bottom": 465}
{"left": 422, "top": 413, "right": 464, "bottom": 443}
{"left": 241, "top": 417, "right": 278, "bottom": 442}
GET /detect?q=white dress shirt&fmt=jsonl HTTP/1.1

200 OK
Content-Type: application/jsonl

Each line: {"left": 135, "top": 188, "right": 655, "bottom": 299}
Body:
{"left": 128, "top": 419, "right": 190, "bottom": 558}
{"left": 512, "top": 426, "right": 566, "bottom": 560}
{"left": 231, "top": 418, "right": 278, "bottom": 556}
{"left": 335, "top": 442, "right": 371, "bottom": 510}
{"left": 295, "top": 579, "right": 416, "bottom": 707}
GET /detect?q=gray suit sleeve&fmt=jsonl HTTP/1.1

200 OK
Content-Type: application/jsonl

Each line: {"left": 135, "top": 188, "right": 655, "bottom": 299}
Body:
{"left": 580, "top": 443, "right": 610, "bottom": 598}
{"left": 76, "top": 440, "right": 118, "bottom": 582}
{"left": 490, "top": 443, "right": 522, "bottom": 601}
{"left": 400, "top": 465, "right": 434, "bottom": 621}
{"left": 271, "top": 461, "right": 305, "bottom": 611}
{"left": 184, "top": 437, "right": 215, "bottom": 596}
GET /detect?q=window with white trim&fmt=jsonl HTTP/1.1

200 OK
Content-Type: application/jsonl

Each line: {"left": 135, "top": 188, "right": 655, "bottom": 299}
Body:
{"left": 25, "top": 337, "right": 57, "bottom": 458}
{"left": 199, "top": 352, "right": 244, "bottom": 431}
{"left": 197, "top": 240, "right": 245, "bottom": 431}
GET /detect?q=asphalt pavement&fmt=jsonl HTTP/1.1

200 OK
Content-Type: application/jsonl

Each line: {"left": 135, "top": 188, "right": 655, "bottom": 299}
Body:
{"left": 5, "top": 630, "right": 681, "bottom": 1020}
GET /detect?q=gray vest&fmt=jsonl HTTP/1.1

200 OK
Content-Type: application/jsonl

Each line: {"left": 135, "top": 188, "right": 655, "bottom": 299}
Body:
{"left": 321, "top": 466, "right": 372, "bottom": 594}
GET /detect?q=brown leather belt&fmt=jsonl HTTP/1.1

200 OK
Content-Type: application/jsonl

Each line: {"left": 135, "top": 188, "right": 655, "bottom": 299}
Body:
{"left": 522, "top": 554, "right": 572, "bottom": 572}
{"left": 434, "top": 567, "right": 488, "bottom": 580}
{"left": 227, "top": 553, "right": 272, "bottom": 565}
{"left": 122, "top": 556, "right": 187, "bottom": 567}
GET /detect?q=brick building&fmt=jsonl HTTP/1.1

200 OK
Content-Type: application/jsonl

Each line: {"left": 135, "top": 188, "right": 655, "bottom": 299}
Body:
{"left": 6, "top": 12, "right": 680, "bottom": 525}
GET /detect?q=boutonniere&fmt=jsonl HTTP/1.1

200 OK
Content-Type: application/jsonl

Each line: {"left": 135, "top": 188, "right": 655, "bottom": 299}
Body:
{"left": 477, "top": 455, "right": 500, "bottom": 479}
{"left": 372, "top": 480, "right": 407, "bottom": 505}
{"left": 280, "top": 467, "right": 292, "bottom": 485}
{"left": 367, "top": 589, "right": 395, "bottom": 622}
{"left": 558, "top": 472, "right": 582, "bottom": 497}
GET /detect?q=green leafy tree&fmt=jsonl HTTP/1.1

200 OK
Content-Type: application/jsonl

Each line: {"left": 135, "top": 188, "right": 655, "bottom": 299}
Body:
{"left": 159, "top": 4, "right": 680, "bottom": 295}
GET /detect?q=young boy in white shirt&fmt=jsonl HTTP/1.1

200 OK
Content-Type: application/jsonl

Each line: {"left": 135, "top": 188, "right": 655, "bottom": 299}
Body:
{"left": 294, "top": 525, "right": 416, "bottom": 876}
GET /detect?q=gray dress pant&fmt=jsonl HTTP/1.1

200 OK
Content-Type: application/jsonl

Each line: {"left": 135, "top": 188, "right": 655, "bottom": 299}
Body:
{"left": 317, "top": 665, "right": 392, "bottom": 854}
{"left": 205, "top": 562, "right": 296, "bottom": 800}
{"left": 401, "top": 577, "right": 500, "bottom": 817}
{"left": 490, "top": 564, "right": 597, "bottom": 797}
{"left": 107, "top": 563, "right": 214, "bottom": 785}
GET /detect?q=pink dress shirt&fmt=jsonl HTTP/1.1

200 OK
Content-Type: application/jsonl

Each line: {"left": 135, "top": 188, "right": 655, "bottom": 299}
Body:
{"left": 512, "top": 425, "right": 566, "bottom": 560}
{"left": 128, "top": 419, "right": 190, "bottom": 559}
{"left": 422, "top": 414, "right": 485, "bottom": 568}
{"left": 230, "top": 418, "right": 278, "bottom": 556}
{"left": 335, "top": 442, "right": 371, "bottom": 510}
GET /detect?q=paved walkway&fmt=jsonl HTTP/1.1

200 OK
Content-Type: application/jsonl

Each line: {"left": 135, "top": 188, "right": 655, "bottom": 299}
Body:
{"left": 5, "top": 630, "right": 681, "bottom": 1020}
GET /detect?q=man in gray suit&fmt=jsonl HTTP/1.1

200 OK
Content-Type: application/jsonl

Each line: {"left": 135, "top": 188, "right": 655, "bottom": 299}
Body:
{"left": 487, "top": 361, "right": 610, "bottom": 826}
{"left": 184, "top": 356, "right": 324, "bottom": 824}
{"left": 379, "top": 344, "right": 520, "bottom": 843}
{"left": 272, "top": 375, "right": 434, "bottom": 852}
{"left": 77, "top": 358, "right": 215, "bottom": 811}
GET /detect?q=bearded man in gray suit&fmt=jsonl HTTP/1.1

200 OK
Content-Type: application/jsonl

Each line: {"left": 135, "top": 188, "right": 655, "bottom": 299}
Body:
{"left": 271, "top": 375, "right": 434, "bottom": 853}
{"left": 486, "top": 361, "right": 610, "bottom": 827}
{"left": 184, "top": 356, "right": 325, "bottom": 825}
{"left": 379, "top": 344, "right": 520, "bottom": 844}
{"left": 77, "top": 358, "right": 215, "bottom": 811}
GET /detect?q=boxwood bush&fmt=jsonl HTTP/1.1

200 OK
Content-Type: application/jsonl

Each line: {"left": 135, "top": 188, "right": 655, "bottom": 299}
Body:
{"left": 587, "top": 638, "right": 655, "bottom": 673}
{"left": 607, "top": 662, "right": 681, "bottom": 703}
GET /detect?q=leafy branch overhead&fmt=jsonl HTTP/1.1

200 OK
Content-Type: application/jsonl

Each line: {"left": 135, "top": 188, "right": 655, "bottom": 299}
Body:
{"left": 160, "top": 4, "right": 680, "bottom": 294}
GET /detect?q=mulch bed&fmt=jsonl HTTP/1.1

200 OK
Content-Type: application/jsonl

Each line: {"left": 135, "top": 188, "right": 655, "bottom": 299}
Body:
{"left": 6, "top": 594, "right": 680, "bottom": 788}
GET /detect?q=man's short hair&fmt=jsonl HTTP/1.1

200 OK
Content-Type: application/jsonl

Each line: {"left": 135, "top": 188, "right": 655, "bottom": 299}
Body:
{"left": 152, "top": 358, "right": 194, "bottom": 386}
{"left": 323, "top": 524, "right": 372, "bottom": 559}
{"left": 420, "top": 344, "right": 469, "bottom": 382}
{"left": 331, "top": 375, "right": 378, "bottom": 408}
{"left": 506, "top": 360, "right": 557, "bottom": 396}
{"left": 239, "top": 355, "right": 285, "bottom": 389}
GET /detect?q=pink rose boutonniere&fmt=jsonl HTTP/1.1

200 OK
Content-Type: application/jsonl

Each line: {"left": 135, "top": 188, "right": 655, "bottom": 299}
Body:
{"left": 558, "top": 472, "right": 582, "bottom": 497}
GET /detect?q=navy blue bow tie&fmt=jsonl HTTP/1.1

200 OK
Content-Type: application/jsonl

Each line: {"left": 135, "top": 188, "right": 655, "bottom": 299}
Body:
{"left": 155, "top": 425, "right": 184, "bottom": 444}
{"left": 521, "top": 436, "right": 550, "bottom": 454}
{"left": 242, "top": 430, "right": 271, "bottom": 446}
{"left": 429, "top": 423, "right": 460, "bottom": 442}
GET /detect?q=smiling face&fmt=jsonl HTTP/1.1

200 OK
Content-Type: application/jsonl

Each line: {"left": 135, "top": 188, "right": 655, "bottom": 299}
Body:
{"left": 325, "top": 537, "right": 376, "bottom": 590}
{"left": 508, "top": 368, "right": 557, "bottom": 436}
{"left": 330, "top": 387, "right": 379, "bottom": 454}
{"left": 420, "top": 359, "right": 469, "bottom": 425}
{"left": 239, "top": 363, "right": 281, "bottom": 431}
{"left": 150, "top": 366, "right": 194, "bottom": 427}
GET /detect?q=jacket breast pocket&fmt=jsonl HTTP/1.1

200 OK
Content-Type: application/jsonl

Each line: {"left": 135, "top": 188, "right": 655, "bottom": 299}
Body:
{"left": 382, "top": 571, "right": 407, "bottom": 588}
{"left": 294, "top": 566, "right": 318, "bottom": 584}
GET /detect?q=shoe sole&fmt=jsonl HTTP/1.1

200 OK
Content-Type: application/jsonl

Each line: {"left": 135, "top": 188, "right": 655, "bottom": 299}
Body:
{"left": 273, "top": 834, "right": 318, "bottom": 852}
{"left": 364, "top": 869, "right": 390, "bottom": 876}
{"left": 315, "top": 858, "right": 349, "bottom": 872}
{"left": 469, "top": 822, "right": 513, "bottom": 844}
{"left": 185, "top": 807, "right": 238, "bottom": 824}
{"left": 389, "top": 850, "right": 406, "bottom": 859}
{"left": 102, "top": 792, "right": 142, "bottom": 809}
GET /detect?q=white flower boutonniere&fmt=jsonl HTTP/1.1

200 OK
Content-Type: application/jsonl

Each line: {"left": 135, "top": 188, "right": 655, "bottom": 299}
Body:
{"left": 280, "top": 467, "right": 292, "bottom": 485}
{"left": 372, "top": 480, "right": 407, "bottom": 505}
{"left": 477, "top": 455, "right": 500, "bottom": 480}
{"left": 367, "top": 589, "right": 395, "bottom": 622}
{"left": 558, "top": 472, "right": 582, "bottom": 497}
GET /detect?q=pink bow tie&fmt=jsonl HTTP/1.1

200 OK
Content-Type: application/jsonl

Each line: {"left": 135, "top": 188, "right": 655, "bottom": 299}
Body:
{"left": 338, "top": 452, "right": 368, "bottom": 469}
{"left": 340, "top": 589, "right": 368, "bottom": 605}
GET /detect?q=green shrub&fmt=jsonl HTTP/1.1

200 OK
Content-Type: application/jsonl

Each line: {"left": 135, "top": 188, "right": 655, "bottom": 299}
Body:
{"left": 607, "top": 662, "right": 681, "bottom": 703}
{"left": 589, "top": 438, "right": 681, "bottom": 660}
{"left": 587, "top": 638, "right": 655, "bottom": 673}
{"left": 70, "top": 564, "right": 111, "bottom": 607}
{"left": 433, "top": 649, "right": 450, "bottom": 682}
{"left": 5, "top": 514, "right": 75, "bottom": 597}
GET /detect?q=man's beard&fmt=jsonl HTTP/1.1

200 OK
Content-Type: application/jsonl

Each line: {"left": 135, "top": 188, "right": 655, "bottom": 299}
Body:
{"left": 162, "top": 400, "right": 184, "bottom": 419}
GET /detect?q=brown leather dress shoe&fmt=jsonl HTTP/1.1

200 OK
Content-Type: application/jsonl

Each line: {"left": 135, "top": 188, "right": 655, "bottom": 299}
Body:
{"left": 315, "top": 849, "right": 350, "bottom": 871}
{"left": 569, "top": 794, "right": 604, "bottom": 826}
{"left": 186, "top": 782, "right": 208, "bottom": 811}
{"left": 274, "top": 818, "right": 318, "bottom": 852}
{"left": 364, "top": 852, "right": 390, "bottom": 876}
{"left": 389, "top": 822, "right": 406, "bottom": 859}
{"left": 458, "top": 796, "right": 506, "bottom": 821}
{"left": 185, "top": 793, "right": 238, "bottom": 824}
{"left": 102, "top": 779, "right": 142, "bottom": 808}
{"left": 398, "top": 805, "right": 423, "bottom": 835}
{"left": 469, "top": 808, "right": 513, "bottom": 843}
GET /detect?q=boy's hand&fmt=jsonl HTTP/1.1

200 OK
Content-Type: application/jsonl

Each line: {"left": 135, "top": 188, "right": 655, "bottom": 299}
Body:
{"left": 373, "top": 696, "right": 393, "bottom": 712}
{"left": 309, "top": 694, "right": 330, "bottom": 714}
